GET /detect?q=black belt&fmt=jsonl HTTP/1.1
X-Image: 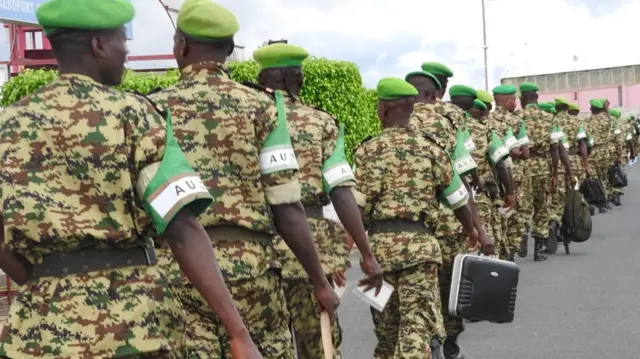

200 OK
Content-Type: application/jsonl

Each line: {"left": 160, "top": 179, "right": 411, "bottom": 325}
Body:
{"left": 529, "top": 151, "right": 547, "bottom": 158}
{"left": 369, "top": 220, "right": 433, "bottom": 235}
{"left": 303, "top": 204, "right": 324, "bottom": 219}
{"left": 205, "top": 225, "right": 271, "bottom": 245}
{"left": 33, "top": 241, "right": 157, "bottom": 278}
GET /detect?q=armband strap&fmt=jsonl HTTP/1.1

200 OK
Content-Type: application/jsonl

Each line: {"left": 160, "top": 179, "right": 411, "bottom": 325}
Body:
{"left": 463, "top": 128, "right": 476, "bottom": 151}
{"left": 453, "top": 127, "right": 477, "bottom": 175}
{"left": 550, "top": 125, "right": 563, "bottom": 143}
{"left": 137, "top": 109, "right": 213, "bottom": 235}
{"left": 576, "top": 124, "right": 587, "bottom": 140}
{"left": 516, "top": 120, "right": 529, "bottom": 146}
{"left": 488, "top": 130, "right": 508, "bottom": 166}
{"left": 259, "top": 90, "right": 299, "bottom": 175}
{"left": 323, "top": 122, "right": 355, "bottom": 193}
{"left": 440, "top": 172, "right": 469, "bottom": 210}
{"left": 503, "top": 127, "right": 518, "bottom": 150}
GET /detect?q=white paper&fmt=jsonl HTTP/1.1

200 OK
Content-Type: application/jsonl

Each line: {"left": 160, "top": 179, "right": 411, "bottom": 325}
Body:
{"left": 353, "top": 281, "right": 394, "bottom": 312}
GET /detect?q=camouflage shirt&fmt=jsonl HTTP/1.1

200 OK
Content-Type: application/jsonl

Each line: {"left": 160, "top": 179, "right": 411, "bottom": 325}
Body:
{"left": 354, "top": 126, "right": 469, "bottom": 271}
{"left": 150, "top": 62, "right": 302, "bottom": 281}
{"left": 274, "top": 95, "right": 352, "bottom": 277}
{"left": 467, "top": 118, "right": 492, "bottom": 182}
{"left": 434, "top": 98, "right": 466, "bottom": 129}
{"left": 585, "top": 112, "right": 611, "bottom": 150}
{"left": 487, "top": 106, "right": 525, "bottom": 180}
{"left": 522, "top": 104, "right": 555, "bottom": 176}
{"left": 0, "top": 74, "right": 186, "bottom": 357}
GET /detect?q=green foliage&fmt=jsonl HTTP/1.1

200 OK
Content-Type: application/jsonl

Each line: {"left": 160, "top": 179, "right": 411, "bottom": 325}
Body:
{"left": 0, "top": 58, "right": 379, "bottom": 161}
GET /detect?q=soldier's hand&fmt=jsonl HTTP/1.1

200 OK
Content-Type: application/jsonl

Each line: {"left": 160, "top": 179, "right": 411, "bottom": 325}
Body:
{"left": 466, "top": 228, "right": 480, "bottom": 249}
{"left": 229, "top": 332, "right": 263, "bottom": 359}
{"left": 585, "top": 163, "right": 595, "bottom": 177}
{"left": 314, "top": 283, "right": 340, "bottom": 319}
{"left": 475, "top": 179, "right": 486, "bottom": 194}
{"left": 359, "top": 255, "right": 384, "bottom": 296}
{"left": 504, "top": 194, "right": 516, "bottom": 208}
{"left": 333, "top": 271, "right": 347, "bottom": 288}
{"left": 479, "top": 231, "right": 495, "bottom": 256}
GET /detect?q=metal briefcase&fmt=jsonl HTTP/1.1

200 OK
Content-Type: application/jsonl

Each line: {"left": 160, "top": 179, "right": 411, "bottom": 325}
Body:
{"left": 448, "top": 254, "right": 520, "bottom": 324}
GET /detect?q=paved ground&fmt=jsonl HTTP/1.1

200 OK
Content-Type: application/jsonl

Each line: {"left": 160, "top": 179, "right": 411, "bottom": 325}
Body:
{"left": 338, "top": 164, "right": 640, "bottom": 359}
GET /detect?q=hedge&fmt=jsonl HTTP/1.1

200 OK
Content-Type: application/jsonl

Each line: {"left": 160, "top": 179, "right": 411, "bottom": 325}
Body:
{"left": 0, "top": 59, "right": 380, "bottom": 161}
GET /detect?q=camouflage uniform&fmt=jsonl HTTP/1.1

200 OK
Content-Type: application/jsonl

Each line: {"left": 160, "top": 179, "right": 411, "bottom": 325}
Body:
{"left": 521, "top": 104, "right": 555, "bottom": 241}
{"left": 0, "top": 74, "right": 187, "bottom": 358}
{"left": 610, "top": 115, "right": 627, "bottom": 196}
{"left": 273, "top": 95, "right": 351, "bottom": 359}
{"left": 585, "top": 111, "right": 613, "bottom": 200}
{"left": 411, "top": 103, "right": 463, "bottom": 343}
{"left": 548, "top": 111, "right": 575, "bottom": 223}
{"left": 486, "top": 106, "right": 523, "bottom": 259}
{"left": 565, "top": 114, "right": 588, "bottom": 181}
{"left": 355, "top": 125, "right": 469, "bottom": 359}
{"left": 149, "top": 62, "right": 298, "bottom": 359}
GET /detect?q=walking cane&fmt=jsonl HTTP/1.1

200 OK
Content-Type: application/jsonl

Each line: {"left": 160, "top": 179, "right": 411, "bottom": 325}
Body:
{"left": 320, "top": 311, "right": 332, "bottom": 359}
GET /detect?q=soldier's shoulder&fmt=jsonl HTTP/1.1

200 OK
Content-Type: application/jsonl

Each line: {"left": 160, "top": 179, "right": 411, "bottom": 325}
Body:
{"left": 241, "top": 81, "right": 276, "bottom": 98}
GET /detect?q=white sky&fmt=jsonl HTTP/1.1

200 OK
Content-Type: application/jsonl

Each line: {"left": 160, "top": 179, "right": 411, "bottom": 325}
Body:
{"left": 2, "top": 0, "right": 640, "bottom": 90}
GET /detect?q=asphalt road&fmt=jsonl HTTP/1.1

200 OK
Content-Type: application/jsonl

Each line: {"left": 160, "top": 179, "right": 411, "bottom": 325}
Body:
{"left": 337, "top": 164, "right": 640, "bottom": 359}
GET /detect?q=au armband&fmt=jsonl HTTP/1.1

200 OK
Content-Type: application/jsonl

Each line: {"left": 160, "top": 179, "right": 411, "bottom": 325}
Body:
{"left": 576, "top": 124, "right": 587, "bottom": 141}
{"left": 137, "top": 109, "right": 213, "bottom": 235}
{"left": 322, "top": 122, "right": 355, "bottom": 193}
{"left": 453, "top": 127, "right": 477, "bottom": 176}
{"left": 516, "top": 121, "right": 529, "bottom": 147}
{"left": 260, "top": 90, "right": 300, "bottom": 175}
{"left": 440, "top": 172, "right": 469, "bottom": 210}
{"left": 503, "top": 127, "right": 518, "bottom": 150}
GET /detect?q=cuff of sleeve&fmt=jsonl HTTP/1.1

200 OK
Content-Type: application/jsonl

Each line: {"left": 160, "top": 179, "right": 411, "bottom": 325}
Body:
{"left": 265, "top": 181, "right": 302, "bottom": 205}
{"left": 352, "top": 188, "right": 366, "bottom": 208}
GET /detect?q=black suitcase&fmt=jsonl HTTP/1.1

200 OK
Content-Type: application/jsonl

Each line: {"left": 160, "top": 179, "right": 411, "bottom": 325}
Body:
{"left": 449, "top": 254, "right": 520, "bottom": 324}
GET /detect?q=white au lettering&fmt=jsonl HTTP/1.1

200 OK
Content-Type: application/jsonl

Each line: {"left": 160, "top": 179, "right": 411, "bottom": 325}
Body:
{"left": 324, "top": 163, "right": 355, "bottom": 188}
{"left": 150, "top": 176, "right": 210, "bottom": 217}
{"left": 446, "top": 184, "right": 469, "bottom": 206}
{"left": 260, "top": 146, "right": 299, "bottom": 174}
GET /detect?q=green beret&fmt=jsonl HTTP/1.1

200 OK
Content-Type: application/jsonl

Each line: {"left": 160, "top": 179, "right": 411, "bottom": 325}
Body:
{"left": 254, "top": 43, "right": 309, "bottom": 70}
{"left": 476, "top": 90, "right": 493, "bottom": 104}
{"left": 404, "top": 71, "right": 442, "bottom": 90}
{"left": 589, "top": 99, "right": 604, "bottom": 109}
{"left": 492, "top": 85, "right": 517, "bottom": 95}
{"left": 37, "top": 0, "right": 135, "bottom": 35}
{"left": 420, "top": 62, "right": 454, "bottom": 78}
{"left": 568, "top": 103, "right": 580, "bottom": 111}
{"left": 473, "top": 99, "right": 487, "bottom": 111}
{"left": 555, "top": 97, "right": 570, "bottom": 105}
{"left": 518, "top": 82, "right": 539, "bottom": 93}
{"left": 377, "top": 78, "right": 418, "bottom": 100}
{"left": 538, "top": 102, "right": 555, "bottom": 112}
{"left": 449, "top": 85, "right": 477, "bottom": 99}
{"left": 177, "top": 0, "right": 239, "bottom": 40}
{"left": 609, "top": 108, "right": 621, "bottom": 118}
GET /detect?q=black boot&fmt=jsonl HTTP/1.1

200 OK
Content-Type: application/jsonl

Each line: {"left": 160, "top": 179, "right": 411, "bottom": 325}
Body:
{"left": 431, "top": 339, "right": 445, "bottom": 359}
{"left": 612, "top": 195, "right": 622, "bottom": 206}
{"left": 605, "top": 201, "right": 613, "bottom": 210}
{"left": 443, "top": 336, "right": 465, "bottom": 359}
{"left": 598, "top": 205, "right": 607, "bottom": 213}
{"left": 589, "top": 205, "right": 596, "bottom": 216}
{"left": 518, "top": 233, "right": 528, "bottom": 258}
{"left": 534, "top": 238, "right": 547, "bottom": 262}
{"left": 542, "top": 221, "right": 558, "bottom": 254}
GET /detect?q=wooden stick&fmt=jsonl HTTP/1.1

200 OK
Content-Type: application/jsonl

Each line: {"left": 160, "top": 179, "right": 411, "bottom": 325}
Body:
{"left": 320, "top": 311, "right": 332, "bottom": 359}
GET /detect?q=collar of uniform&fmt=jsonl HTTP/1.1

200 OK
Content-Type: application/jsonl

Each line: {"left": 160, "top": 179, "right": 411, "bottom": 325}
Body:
{"left": 58, "top": 73, "right": 100, "bottom": 84}
{"left": 525, "top": 103, "right": 538, "bottom": 108}
{"left": 383, "top": 125, "right": 412, "bottom": 134}
{"left": 414, "top": 102, "right": 436, "bottom": 111}
{"left": 181, "top": 61, "right": 230, "bottom": 80}
{"left": 494, "top": 105, "right": 510, "bottom": 114}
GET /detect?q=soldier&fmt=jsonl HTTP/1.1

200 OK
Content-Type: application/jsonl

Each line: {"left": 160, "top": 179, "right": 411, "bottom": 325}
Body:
{"left": 0, "top": 0, "right": 262, "bottom": 358}
{"left": 518, "top": 82, "right": 572, "bottom": 261}
{"left": 568, "top": 103, "right": 581, "bottom": 116}
{"left": 487, "top": 85, "right": 530, "bottom": 261}
{"left": 253, "top": 42, "right": 383, "bottom": 358}
{"left": 421, "top": 62, "right": 465, "bottom": 128}
{"left": 404, "top": 73, "right": 493, "bottom": 359}
{"left": 355, "top": 77, "right": 478, "bottom": 359}
{"left": 608, "top": 108, "right": 626, "bottom": 206}
{"left": 476, "top": 89, "right": 494, "bottom": 115}
{"left": 586, "top": 99, "right": 613, "bottom": 213}
{"left": 148, "top": 1, "right": 339, "bottom": 358}
{"left": 470, "top": 98, "right": 487, "bottom": 120}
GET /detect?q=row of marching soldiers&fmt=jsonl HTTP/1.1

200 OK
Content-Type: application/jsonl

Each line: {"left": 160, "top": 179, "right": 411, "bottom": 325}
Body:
{"left": 0, "top": 2, "right": 632, "bottom": 359}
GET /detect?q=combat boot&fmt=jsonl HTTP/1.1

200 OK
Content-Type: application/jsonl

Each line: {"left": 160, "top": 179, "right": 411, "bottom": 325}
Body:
{"left": 598, "top": 205, "right": 607, "bottom": 213}
{"left": 431, "top": 339, "right": 445, "bottom": 359}
{"left": 443, "top": 336, "right": 465, "bottom": 359}
{"left": 518, "top": 233, "right": 528, "bottom": 258}
{"left": 604, "top": 201, "right": 613, "bottom": 210}
{"left": 533, "top": 238, "right": 547, "bottom": 262}
{"left": 541, "top": 221, "right": 558, "bottom": 254}
{"left": 612, "top": 194, "right": 622, "bottom": 206}
{"left": 589, "top": 205, "right": 596, "bottom": 216}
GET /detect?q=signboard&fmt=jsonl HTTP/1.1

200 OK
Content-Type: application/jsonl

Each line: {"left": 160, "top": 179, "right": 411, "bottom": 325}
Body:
{"left": 0, "top": 0, "right": 133, "bottom": 39}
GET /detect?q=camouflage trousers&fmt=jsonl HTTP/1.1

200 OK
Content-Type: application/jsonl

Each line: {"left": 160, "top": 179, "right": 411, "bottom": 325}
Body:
{"left": 505, "top": 175, "right": 532, "bottom": 258}
{"left": 282, "top": 278, "right": 343, "bottom": 359}
{"left": 593, "top": 149, "right": 613, "bottom": 199}
{"left": 530, "top": 175, "right": 553, "bottom": 239}
{"left": 0, "top": 265, "right": 186, "bottom": 359}
{"left": 473, "top": 196, "right": 504, "bottom": 257}
{"left": 570, "top": 154, "right": 586, "bottom": 182}
{"left": 549, "top": 175, "right": 567, "bottom": 224}
{"left": 371, "top": 263, "right": 443, "bottom": 359}
{"left": 157, "top": 249, "right": 294, "bottom": 359}
{"left": 437, "top": 234, "right": 466, "bottom": 340}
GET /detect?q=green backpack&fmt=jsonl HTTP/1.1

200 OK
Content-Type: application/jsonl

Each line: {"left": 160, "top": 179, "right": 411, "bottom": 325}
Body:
{"left": 562, "top": 188, "right": 592, "bottom": 243}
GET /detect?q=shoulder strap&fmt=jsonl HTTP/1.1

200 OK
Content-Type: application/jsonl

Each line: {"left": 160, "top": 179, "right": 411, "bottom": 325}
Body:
{"left": 134, "top": 91, "right": 169, "bottom": 119}
{"left": 241, "top": 81, "right": 275, "bottom": 97}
